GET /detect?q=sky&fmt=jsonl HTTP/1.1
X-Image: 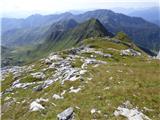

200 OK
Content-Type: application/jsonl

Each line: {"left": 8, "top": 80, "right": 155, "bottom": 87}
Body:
{"left": 0, "top": 0, "right": 159, "bottom": 18}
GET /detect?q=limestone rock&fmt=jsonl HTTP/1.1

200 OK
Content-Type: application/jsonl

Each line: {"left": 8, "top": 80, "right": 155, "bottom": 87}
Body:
{"left": 49, "top": 54, "right": 63, "bottom": 61}
{"left": 120, "top": 49, "right": 141, "bottom": 56}
{"left": 57, "top": 107, "right": 74, "bottom": 120}
{"left": 30, "top": 101, "right": 45, "bottom": 111}
{"left": 91, "top": 108, "right": 96, "bottom": 114}
{"left": 31, "top": 72, "right": 45, "bottom": 79}
{"left": 69, "top": 86, "right": 81, "bottom": 93}
{"left": 53, "top": 94, "right": 64, "bottom": 100}
{"left": 114, "top": 101, "right": 151, "bottom": 120}
{"left": 33, "top": 83, "right": 46, "bottom": 91}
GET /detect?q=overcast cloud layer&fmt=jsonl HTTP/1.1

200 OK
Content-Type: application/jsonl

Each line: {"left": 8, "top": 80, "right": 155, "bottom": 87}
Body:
{"left": 1, "top": 0, "right": 159, "bottom": 18}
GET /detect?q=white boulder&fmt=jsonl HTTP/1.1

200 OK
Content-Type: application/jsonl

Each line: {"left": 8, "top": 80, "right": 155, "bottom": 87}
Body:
{"left": 30, "top": 101, "right": 45, "bottom": 111}
{"left": 69, "top": 87, "right": 81, "bottom": 93}
{"left": 91, "top": 108, "right": 96, "bottom": 114}
{"left": 57, "top": 107, "right": 74, "bottom": 120}
{"left": 53, "top": 94, "right": 64, "bottom": 100}
{"left": 49, "top": 55, "right": 63, "bottom": 61}
{"left": 114, "top": 101, "right": 151, "bottom": 120}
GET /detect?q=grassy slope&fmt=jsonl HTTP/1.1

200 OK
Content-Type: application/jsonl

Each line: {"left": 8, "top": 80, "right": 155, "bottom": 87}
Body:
{"left": 1, "top": 38, "right": 160, "bottom": 120}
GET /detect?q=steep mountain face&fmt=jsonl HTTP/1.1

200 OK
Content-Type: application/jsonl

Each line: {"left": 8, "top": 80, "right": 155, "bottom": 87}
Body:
{"left": 65, "top": 18, "right": 113, "bottom": 43}
{"left": 37, "top": 18, "right": 113, "bottom": 53}
{"left": 1, "top": 36, "right": 160, "bottom": 120}
{"left": 45, "top": 19, "right": 78, "bottom": 42}
{"left": 74, "top": 9, "right": 160, "bottom": 52}
{"left": 47, "top": 18, "right": 113, "bottom": 42}
{"left": 2, "top": 9, "right": 160, "bottom": 52}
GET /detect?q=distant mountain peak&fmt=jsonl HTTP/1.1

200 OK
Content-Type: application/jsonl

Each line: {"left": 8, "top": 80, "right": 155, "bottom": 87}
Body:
{"left": 85, "top": 18, "right": 103, "bottom": 25}
{"left": 61, "top": 19, "right": 78, "bottom": 29}
{"left": 79, "top": 18, "right": 113, "bottom": 38}
{"left": 41, "top": 18, "right": 114, "bottom": 53}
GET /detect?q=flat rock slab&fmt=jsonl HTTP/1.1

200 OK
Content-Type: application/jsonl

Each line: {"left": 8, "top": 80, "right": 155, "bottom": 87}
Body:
{"left": 114, "top": 101, "right": 151, "bottom": 120}
{"left": 57, "top": 107, "right": 74, "bottom": 120}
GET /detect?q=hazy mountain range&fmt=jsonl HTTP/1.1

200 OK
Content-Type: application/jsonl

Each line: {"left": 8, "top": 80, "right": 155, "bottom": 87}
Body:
{"left": 128, "top": 7, "right": 160, "bottom": 26}
{"left": 1, "top": 9, "right": 160, "bottom": 67}
{"left": 2, "top": 9, "right": 160, "bottom": 52}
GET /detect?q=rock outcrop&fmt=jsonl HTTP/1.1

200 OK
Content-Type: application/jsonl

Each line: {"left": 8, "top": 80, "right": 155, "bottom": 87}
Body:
{"left": 120, "top": 49, "right": 141, "bottom": 56}
{"left": 30, "top": 98, "right": 48, "bottom": 111}
{"left": 114, "top": 101, "right": 151, "bottom": 120}
{"left": 57, "top": 107, "right": 74, "bottom": 120}
{"left": 30, "top": 101, "right": 45, "bottom": 111}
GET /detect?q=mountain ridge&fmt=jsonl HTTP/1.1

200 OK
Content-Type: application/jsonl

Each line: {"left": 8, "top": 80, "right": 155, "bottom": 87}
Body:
{"left": 2, "top": 9, "right": 160, "bottom": 52}
{"left": 37, "top": 18, "right": 113, "bottom": 52}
